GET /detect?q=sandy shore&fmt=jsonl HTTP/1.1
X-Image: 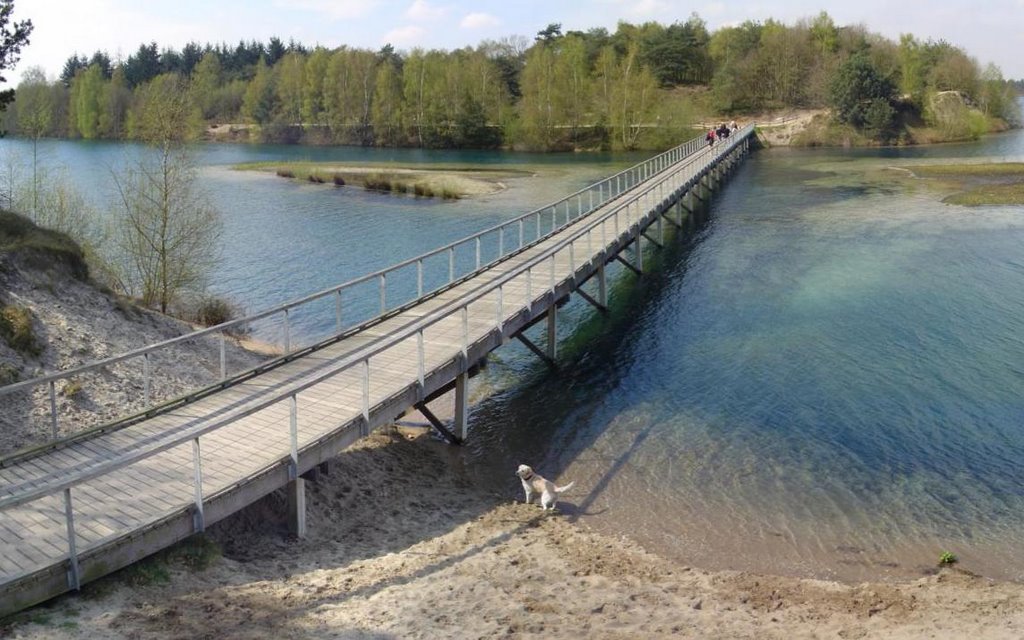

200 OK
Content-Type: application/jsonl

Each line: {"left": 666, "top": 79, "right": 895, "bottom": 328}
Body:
{"left": 4, "top": 427, "right": 1023, "bottom": 639}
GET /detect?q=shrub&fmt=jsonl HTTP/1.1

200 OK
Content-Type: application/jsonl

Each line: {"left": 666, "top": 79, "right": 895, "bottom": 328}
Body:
{"left": 0, "top": 362, "right": 19, "bottom": 385}
{"left": 276, "top": 169, "right": 295, "bottom": 178}
{"left": 193, "top": 295, "right": 237, "bottom": 327}
{"left": 308, "top": 173, "right": 325, "bottom": 184}
{"left": 332, "top": 173, "right": 346, "bottom": 186}
{"left": 0, "top": 304, "right": 41, "bottom": 357}
{"left": 938, "top": 551, "right": 958, "bottom": 566}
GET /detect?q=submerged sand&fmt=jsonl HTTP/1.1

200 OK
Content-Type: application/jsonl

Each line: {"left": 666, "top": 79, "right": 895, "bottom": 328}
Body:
{"left": 5, "top": 427, "right": 1023, "bottom": 639}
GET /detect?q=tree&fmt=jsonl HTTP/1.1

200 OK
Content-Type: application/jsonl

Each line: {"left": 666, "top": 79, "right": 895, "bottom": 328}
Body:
{"left": 829, "top": 52, "right": 896, "bottom": 128}
{"left": 70, "top": 64, "right": 105, "bottom": 139}
{"left": 15, "top": 66, "right": 50, "bottom": 213}
{"left": 111, "top": 73, "right": 221, "bottom": 313}
{"left": 0, "top": 0, "right": 32, "bottom": 113}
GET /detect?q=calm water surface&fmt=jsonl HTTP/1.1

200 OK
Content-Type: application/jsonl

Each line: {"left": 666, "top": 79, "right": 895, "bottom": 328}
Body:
{"left": 5, "top": 128, "right": 1024, "bottom": 582}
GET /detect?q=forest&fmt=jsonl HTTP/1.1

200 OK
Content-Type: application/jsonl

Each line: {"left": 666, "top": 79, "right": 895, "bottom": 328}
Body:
{"left": 3, "top": 13, "right": 1021, "bottom": 151}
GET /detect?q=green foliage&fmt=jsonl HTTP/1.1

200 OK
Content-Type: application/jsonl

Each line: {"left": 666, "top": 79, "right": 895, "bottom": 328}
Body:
{"left": 829, "top": 53, "right": 896, "bottom": 128}
{"left": 6, "top": 13, "right": 1014, "bottom": 149}
{"left": 938, "top": 551, "right": 958, "bottom": 566}
{"left": 0, "top": 0, "right": 33, "bottom": 113}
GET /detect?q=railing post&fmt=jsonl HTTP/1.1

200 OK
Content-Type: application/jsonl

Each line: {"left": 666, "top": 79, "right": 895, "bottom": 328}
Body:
{"left": 192, "top": 437, "right": 205, "bottom": 532}
{"left": 361, "top": 360, "right": 370, "bottom": 426}
{"left": 525, "top": 266, "right": 532, "bottom": 308}
{"left": 417, "top": 330, "right": 425, "bottom": 390}
{"left": 417, "top": 259, "right": 424, "bottom": 298}
{"left": 461, "top": 306, "right": 469, "bottom": 361}
{"left": 549, "top": 253, "right": 556, "bottom": 297}
{"left": 49, "top": 380, "right": 58, "bottom": 439}
{"left": 536, "top": 211, "right": 541, "bottom": 239}
{"left": 63, "top": 488, "right": 80, "bottom": 591}
{"left": 283, "top": 308, "right": 290, "bottom": 355}
{"left": 519, "top": 219, "right": 524, "bottom": 249}
{"left": 379, "top": 273, "right": 387, "bottom": 314}
{"left": 475, "top": 237, "right": 481, "bottom": 270}
{"left": 496, "top": 285, "right": 503, "bottom": 332}
{"left": 288, "top": 393, "right": 306, "bottom": 537}
{"left": 289, "top": 394, "right": 299, "bottom": 479}
{"left": 219, "top": 332, "right": 227, "bottom": 381}
{"left": 335, "top": 289, "right": 343, "bottom": 334}
{"left": 499, "top": 226, "right": 505, "bottom": 257}
{"left": 143, "top": 352, "right": 151, "bottom": 406}
{"left": 448, "top": 247, "right": 455, "bottom": 282}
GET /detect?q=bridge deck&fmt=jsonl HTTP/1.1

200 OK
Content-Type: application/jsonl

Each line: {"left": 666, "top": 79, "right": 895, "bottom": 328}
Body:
{"left": 0, "top": 129, "right": 752, "bottom": 611}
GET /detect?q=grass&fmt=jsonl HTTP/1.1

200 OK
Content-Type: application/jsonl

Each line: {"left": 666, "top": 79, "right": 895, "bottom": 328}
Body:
{"left": 0, "top": 210, "right": 89, "bottom": 280}
{"left": 0, "top": 304, "right": 41, "bottom": 357}
{"left": 234, "top": 160, "right": 533, "bottom": 199}
{"left": 901, "top": 163, "right": 1024, "bottom": 206}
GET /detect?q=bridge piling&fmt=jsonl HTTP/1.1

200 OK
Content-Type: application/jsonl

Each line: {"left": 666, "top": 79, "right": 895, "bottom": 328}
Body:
{"left": 287, "top": 477, "right": 307, "bottom": 538}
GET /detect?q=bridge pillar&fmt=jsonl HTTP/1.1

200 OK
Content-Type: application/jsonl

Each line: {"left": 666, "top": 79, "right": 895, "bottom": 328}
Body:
{"left": 597, "top": 263, "right": 607, "bottom": 307}
{"left": 454, "top": 372, "right": 470, "bottom": 441}
{"left": 546, "top": 306, "right": 557, "bottom": 360}
{"left": 288, "top": 478, "right": 307, "bottom": 538}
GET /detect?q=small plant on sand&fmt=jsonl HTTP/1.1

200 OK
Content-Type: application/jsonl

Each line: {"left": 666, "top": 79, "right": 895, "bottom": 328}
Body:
{"left": 62, "top": 378, "right": 83, "bottom": 399}
{"left": 332, "top": 173, "right": 346, "bottom": 186}
{"left": 276, "top": 169, "right": 295, "bottom": 178}
{"left": 0, "top": 304, "right": 41, "bottom": 357}
{"left": 938, "top": 551, "right": 958, "bottom": 566}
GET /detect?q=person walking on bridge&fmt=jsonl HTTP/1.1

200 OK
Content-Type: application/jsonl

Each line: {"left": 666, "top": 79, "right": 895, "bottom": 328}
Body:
{"left": 706, "top": 128, "right": 716, "bottom": 148}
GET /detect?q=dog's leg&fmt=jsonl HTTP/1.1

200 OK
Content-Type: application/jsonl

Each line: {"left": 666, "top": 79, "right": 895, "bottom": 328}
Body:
{"left": 524, "top": 488, "right": 533, "bottom": 504}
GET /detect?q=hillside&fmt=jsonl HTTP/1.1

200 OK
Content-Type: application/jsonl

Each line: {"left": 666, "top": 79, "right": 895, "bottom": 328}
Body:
{"left": 0, "top": 211, "right": 265, "bottom": 457}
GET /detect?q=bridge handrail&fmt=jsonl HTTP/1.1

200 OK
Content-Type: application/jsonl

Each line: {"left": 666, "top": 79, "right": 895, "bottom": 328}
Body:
{"left": 0, "top": 126, "right": 753, "bottom": 510}
{"left": 0, "top": 132, "right": 708, "bottom": 399}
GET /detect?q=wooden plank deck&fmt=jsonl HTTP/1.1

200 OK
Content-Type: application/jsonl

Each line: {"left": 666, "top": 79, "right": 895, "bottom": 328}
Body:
{"left": 0, "top": 131, "right": 751, "bottom": 611}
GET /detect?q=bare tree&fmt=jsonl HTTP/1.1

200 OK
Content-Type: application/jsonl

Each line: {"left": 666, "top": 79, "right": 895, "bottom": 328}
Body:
{"left": 111, "top": 73, "right": 220, "bottom": 313}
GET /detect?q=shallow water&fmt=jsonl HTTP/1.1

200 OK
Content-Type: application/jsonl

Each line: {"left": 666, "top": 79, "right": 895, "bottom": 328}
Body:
{"left": 464, "top": 128, "right": 1024, "bottom": 583}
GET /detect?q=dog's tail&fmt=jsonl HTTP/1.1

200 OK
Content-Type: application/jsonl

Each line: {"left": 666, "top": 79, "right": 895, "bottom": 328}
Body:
{"left": 555, "top": 481, "right": 575, "bottom": 494}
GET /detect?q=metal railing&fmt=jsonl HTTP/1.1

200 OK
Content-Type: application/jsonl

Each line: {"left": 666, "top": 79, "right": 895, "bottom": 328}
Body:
{"left": 0, "top": 128, "right": 752, "bottom": 597}
{"left": 0, "top": 131, "right": 714, "bottom": 451}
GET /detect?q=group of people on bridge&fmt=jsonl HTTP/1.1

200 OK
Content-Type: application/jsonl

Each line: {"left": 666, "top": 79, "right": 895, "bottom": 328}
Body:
{"left": 706, "top": 121, "right": 739, "bottom": 147}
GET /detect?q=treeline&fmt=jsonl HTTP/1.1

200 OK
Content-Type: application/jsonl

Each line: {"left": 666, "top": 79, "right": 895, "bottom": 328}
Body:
{"left": 3, "top": 14, "right": 1020, "bottom": 150}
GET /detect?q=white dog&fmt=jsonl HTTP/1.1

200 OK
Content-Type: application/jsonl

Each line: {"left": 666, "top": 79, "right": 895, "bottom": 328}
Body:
{"left": 516, "top": 464, "right": 575, "bottom": 511}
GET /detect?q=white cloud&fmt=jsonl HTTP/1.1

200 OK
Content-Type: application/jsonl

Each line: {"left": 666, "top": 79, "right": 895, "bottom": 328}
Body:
{"left": 382, "top": 25, "right": 427, "bottom": 46}
{"left": 460, "top": 12, "right": 500, "bottom": 29}
{"left": 278, "top": 0, "right": 380, "bottom": 20}
{"left": 405, "top": 0, "right": 446, "bottom": 21}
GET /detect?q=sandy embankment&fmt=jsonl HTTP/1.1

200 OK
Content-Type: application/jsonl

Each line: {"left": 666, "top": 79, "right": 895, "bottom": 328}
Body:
{"left": 6, "top": 426, "right": 1023, "bottom": 639}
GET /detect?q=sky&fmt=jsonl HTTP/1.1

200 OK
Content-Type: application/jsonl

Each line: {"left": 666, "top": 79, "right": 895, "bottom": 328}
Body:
{"left": 6, "top": 0, "right": 1024, "bottom": 85}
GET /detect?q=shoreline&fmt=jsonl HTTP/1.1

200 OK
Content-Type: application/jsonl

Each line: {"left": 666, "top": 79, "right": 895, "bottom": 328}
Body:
{"left": 5, "top": 427, "right": 1023, "bottom": 638}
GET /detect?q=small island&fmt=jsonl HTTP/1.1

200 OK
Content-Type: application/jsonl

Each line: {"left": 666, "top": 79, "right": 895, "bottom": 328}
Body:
{"left": 899, "top": 163, "right": 1024, "bottom": 205}
{"left": 234, "top": 162, "right": 536, "bottom": 199}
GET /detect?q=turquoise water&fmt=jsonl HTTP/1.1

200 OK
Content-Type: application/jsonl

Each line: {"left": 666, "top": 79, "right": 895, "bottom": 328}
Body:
{"left": 5, "top": 128, "right": 1024, "bottom": 582}
{"left": 464, "top": 130, "right": 1024, "bottom": 582}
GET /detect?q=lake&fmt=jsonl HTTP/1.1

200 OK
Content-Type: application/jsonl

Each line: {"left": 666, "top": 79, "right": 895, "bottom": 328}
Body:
{"left": 3, "top": 126, "right": 1024, "bottom": 583}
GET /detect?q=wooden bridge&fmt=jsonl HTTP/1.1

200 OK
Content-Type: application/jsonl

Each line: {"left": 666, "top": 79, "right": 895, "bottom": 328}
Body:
{"left": 0, "top": 127, "right": 753, "bottom": 616}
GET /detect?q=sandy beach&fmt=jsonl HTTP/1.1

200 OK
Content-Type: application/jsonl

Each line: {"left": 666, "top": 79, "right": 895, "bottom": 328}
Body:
{"left": 4, "top": 426, "right": 1023, "bottom": 639}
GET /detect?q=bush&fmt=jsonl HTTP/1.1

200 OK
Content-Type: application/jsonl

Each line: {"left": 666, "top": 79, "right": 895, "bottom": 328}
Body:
{"left": 938, "top": 551, "right": 958, "bottom": 566}
{"left": 308, "top": 173, "right": 325, "bottom": 184}
{"left": 332, "top": 173, "right": 346, "bottom": 186}
{"left": 192, "top": 295, "right": 237, "bottom": 327}
{"left": 0, "top": 304, "right": 41, "bottom": 357}
{"left": 275, "top": 169, "right": 294, "bottom": 178}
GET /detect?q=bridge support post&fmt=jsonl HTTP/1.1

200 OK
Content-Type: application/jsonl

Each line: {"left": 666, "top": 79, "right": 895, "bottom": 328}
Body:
{"left": 545, "top": 306, "right": 558, "bottom": 360}
{"left": 288, "top": 478, "right": 307, "bottom": 538}
{"left": 597, "top": 263, "right": 607, "bottom": 307}
{"left": 454, "top": 372, "right": 469, "bottom": 441}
